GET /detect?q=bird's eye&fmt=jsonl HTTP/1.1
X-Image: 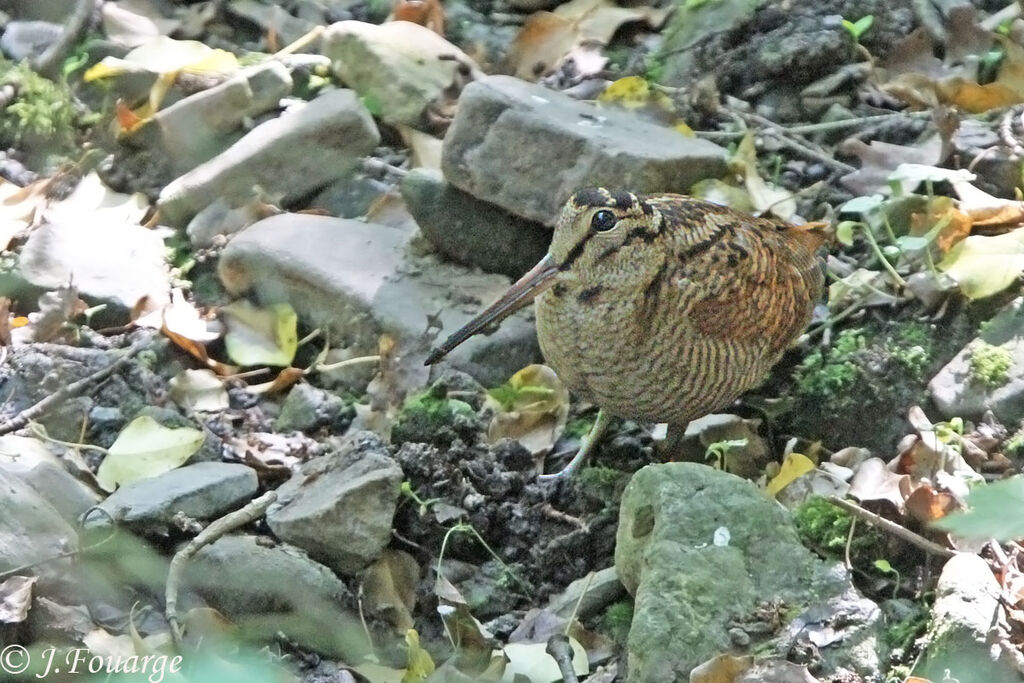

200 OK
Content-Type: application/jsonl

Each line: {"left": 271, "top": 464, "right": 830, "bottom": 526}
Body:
{"left": 590, "top": 209, "right": 618, "bottom": 232}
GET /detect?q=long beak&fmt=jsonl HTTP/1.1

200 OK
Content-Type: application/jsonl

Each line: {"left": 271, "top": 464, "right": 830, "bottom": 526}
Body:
{"left": 425, "top": 254, "right": 558, "bottom": 365}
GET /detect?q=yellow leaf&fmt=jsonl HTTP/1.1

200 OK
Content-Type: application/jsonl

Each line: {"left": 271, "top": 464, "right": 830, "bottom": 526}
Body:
{"left": 938, "top": 229, "right": 1024, "bottom": 299}
{"left": 598, "top": 76, "right": 650, "bottom": 109}
{"left": 766, "top": 452, "right": 815, "bottom": 497}
{"left": 401, "top": 630, "right": 435, "bottom": 683}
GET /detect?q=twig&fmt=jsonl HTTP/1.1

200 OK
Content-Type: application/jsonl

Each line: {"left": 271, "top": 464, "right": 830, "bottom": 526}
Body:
{"left": 165, "top": 490, "right": 278, "bottom": 648}
{"left": 545, "top": 633, "right": 579, "bottom": 683}
{"left": 693, "top": 111, "right": 933, "bottom": 140}
{"left": 827, "top": 496, "right": 958, "bottom": 559}
{"left": 540, "top": 503, "right": 588, "bottom": 531}
{"left": 32, "top": 0, "right": 95, "bottom": 79}
{"left": 0, "top": 336, "right": 150, "bottom": 436}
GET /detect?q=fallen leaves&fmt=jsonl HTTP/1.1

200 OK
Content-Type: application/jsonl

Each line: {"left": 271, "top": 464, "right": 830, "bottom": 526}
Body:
{"left": 485, "top": 365, "right": 569, "bottom": 459}
{"left": 95, "top": 415, "right": 205, "bottom": 491}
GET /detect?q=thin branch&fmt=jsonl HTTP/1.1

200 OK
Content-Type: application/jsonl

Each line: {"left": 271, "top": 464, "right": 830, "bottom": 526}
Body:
{"left": 827, "top": 496, "right": 958, "bottom": 559}
{"left": 165, "top": 490, "right": 278, "bottom": 648}
{"left": 0, "top": 336, "right": 151, "bottom": 436}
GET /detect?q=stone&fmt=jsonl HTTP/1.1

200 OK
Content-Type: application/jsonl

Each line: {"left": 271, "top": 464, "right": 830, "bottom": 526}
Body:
{"left": 0, "top": 435, "right": 100, "bottom": 524}
{"left": 615, "top": 463, "right": 884, "bottom": 682}
{"left": 0, "top": 468, "right": 78, "bottom": 587}
{"left": 218, "top": 212, "right": 540, "bottom": 386}
{"left": 274, "top": 382, "right": 349, "bottom": 433}
{"left": 131, "top": 61, "right": 293, "bottom": 175}
{"left": 3, "top": 0, "right": 73, "bottom": 22}
{"left": 914, "top": 553, "right": 1021, "bottom": 683}
{"left": 323, "top": 19, "right": 482, "bottom": 128}
{"left": 226, "top": 0, "right": 318, "bottom": 47}
{"left": 266, "top": 431, "right": 402, "bottom": 576}
{"left": 930, "top": 297, "right": 1024, "bottom": 422}
{"left": 400, "top": 168, "right": 549, "bottom": 279}
{"left": 665, "top": 413, "right": 771, "bottom": 480}
{"left": 441, "top": 75, "right": 728, "bottom": 226}
{"left": 158, "top": 89, "right": 380, "bottom": 226}
{"left": 93, "top": 463, "right": 259, "bottom": 535}
{"left": 0, "top": 20, "right": 62, "bottom": 60}
{"left": 546, "top": 566, "right": 626, "bottom": 620}
{"left": 185, "top": 534, "right": 361, "bottom": 658}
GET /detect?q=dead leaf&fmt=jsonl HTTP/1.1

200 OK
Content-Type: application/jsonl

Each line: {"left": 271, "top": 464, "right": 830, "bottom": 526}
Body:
{"left": 905, "top": 484, "right": 957, "bottom": 524}
{"left": 362, "top": 550, "right": 420, "bottom": 633}
{"left": 690, "top": 653, "right": 754, "bottom": 683}
{"left": 485, "top": 365, "right": 569, "bottom": 458}
{"left": 507, "top": 12, "right": 579, "bottom": 81}
{"left": 730, "top": 133, "right": 795, "bottom": 220}
{"left": 908, "top": 196, "right": 972, "bottom": 254}
{"left": 102, "top": 0, "right": 181, "bottom": 48}
{"left": 392, "top": 0, "right": 445, "bottom": 36}
{"left": 953, "top": 179, "right": 1024, "bottom": 229}
{"left": 848, "top": 457, "right": 911, "bottom": 513}
{"left": 0, "top": 576, "right": 37, "bottom": 623}
{"left": 838, "top": 137, "right": 944, "bottom": 196}
{"left": 168, "top": 369, "right": 229, "bottom": 411}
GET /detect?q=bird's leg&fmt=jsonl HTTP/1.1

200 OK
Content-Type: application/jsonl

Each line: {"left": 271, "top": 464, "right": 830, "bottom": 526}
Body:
{"left": 539, "top": 409, "right": 612, "bottom": 480}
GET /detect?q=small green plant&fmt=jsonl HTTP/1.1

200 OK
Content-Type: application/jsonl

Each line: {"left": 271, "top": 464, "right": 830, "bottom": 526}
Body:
{"left": 600, "top": 600, "right": 634, "bottom": 645}
{"left": 969, "top": 341, "right": 1013, "bottom": 388}
{"left": 704, "top": 438, "right": 748, "bottom": 471}
{"left": 842, "top": 15, "right": 874, "bottom": 42}
{"left": 873, "top": 559, "right": 901, "bottom": 598}
{"left": 564, "top": 416, "right": 595, "bottom": 439}
{"left": 794, "top": 497, "right": 886, "bottom": 566}
{"left": 0, "top": 58, "right": 77, "bottom": 149}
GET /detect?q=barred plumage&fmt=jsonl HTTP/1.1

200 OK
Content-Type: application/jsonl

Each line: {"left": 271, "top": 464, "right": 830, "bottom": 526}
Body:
{"left": 426, "top": 187, "right": 827, "bottom": 477}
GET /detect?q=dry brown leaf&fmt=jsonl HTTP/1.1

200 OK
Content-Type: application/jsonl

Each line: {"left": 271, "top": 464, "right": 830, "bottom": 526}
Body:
{"left": 690, "top": 653, "right": 755, "bottom": 682}
{"left": 361, "top": 550, "right": 420, "bottom": 632}
{"left": 905, "top": 484, "right": 957, "bottom": 524}
{"left": 848, "top": 457, "right": 912, "bottom": 513}
{"left": 838, "top": 136, "right": 944, "bottom": 195}
{"left": 908, "top": 196, "right": 972, "bottom": 253}
{"left": 508, "top": 12, "right": 579, "bottom": 81}
{"left": 246, "top": 367, "right": 305, "bottom": 395}
{"left": 953, "top": 179, "right": 1024, "bottom": 228}
{"left": 392, "top": 0, "right": 445, "bottom": 36}
{"left": 554, "top": 0, "right": 670, "bottom": 44}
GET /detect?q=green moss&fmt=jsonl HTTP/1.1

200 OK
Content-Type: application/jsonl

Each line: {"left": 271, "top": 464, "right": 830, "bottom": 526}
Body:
{"left": 0, "top": 58, "right": 77, "bottom": 156}
{"left": 786, "top": 319, "right": 960, "bottom": 453}
{"left": 577, "top": 465, "right": 628, "bottom": 505}
{"left": 391, "top": 379, "right": 481, "bottom": 447}
{"left": 564, "top": 416, "right": 595, "bottom": 439}
{"left": 969, "top": 341, "right": 1013, "bottom": 388}
{"left": 600, "top": 600, "right": 634, "bottom": 646}
{"left": 794, "top": 498, "right": 885, "bottom": 567}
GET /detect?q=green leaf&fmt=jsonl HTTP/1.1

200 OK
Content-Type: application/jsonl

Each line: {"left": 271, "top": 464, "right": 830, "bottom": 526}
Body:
{"left": 938, "top": 229, "right": 1024, "bottom": 299}
{"left": 851, "top": 15, "right": 874, "bottom": 38}
{"left": 836, "top": 220, "right": 858, "bottom": 247}
{"left": 932, "top": 477, "right": 1024, "bottom": 540}
{"left": 840, "top": 194, "right": 885, "bottom": 215}
{"left": 873, "top": 559, "right": 893, "bottom": 573}
{"left": 222, "top": 301, "right": 298, "bottom": 367}
{"left": 96, "top": 416, "right": 204, "bottom": 491}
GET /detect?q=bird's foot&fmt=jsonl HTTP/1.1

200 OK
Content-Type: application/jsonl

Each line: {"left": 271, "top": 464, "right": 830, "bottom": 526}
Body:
{"left": 537, "top": 409, "right": 612, "bottom": 481}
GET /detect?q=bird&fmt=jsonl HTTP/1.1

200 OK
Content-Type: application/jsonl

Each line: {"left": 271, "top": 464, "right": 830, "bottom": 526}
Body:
{"left": 425, "top": 187, "right": 828, "bottom": 479}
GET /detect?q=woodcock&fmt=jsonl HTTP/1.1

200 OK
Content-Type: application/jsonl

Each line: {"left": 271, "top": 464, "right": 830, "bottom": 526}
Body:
{"left": 425, "top": 188, "right": 828, "bottom": 478}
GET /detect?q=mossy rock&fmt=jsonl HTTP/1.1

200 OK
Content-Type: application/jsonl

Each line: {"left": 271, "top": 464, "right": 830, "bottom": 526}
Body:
{"left": 391, "top": 378, "right": 484, "bottom": 447}
{"left": 783, "top": 316, "right": 971, "bottom": 453}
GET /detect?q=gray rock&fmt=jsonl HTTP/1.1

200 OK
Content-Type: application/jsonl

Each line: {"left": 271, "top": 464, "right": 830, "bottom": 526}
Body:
{"left": 267, "top": 431, "right": 402, "bottom": 576}
{"left": 274, "top": 382, "right": 347, "bottom": 433}
{"left": 0, "top": 468, "right": 78, "bottom": 586}
{"left": 323, "top": 20, "right": 482, "bottom": 128}
{"left": 3, "top": 0, "right": 73, "bottom": 22}
{"left": 131, "top": 62, "right": 293, "bottom": 175}
{"left": 218, "top": 212, "right": 540, "bottom": 386}
{"left": 914, "top": 553, "right": 1022, "bottom": 683}
{"left": 0, "top": 435, "right": 100, "bottom": 524}
{"left": 185, "top": 534, "right": 362, "bottom": 658}
{"left": 615, "top": 463, "right": 884, "bottom": 682}
{"left": 441, "top": 75, "right": 728, "bottom": 226}
{"left": 226, "top": 0, "right": 318, "bottom": 47}
{"left": 930, "top": 297, "right": 1024, "bottom": 422}
{"left": 0, "top": 20, "right": 62, "bottom": 60}
{"left": 158, "top": 89, "right": 380, "bottom": 226}
{"left": 400, "top": 168, "right": 549, "bottom": 279}
{"left": 546, "top": 566, "right": 626, "bottom": 620}
{"left": 94, "top": 463, "right": 258, "bottom": 535}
